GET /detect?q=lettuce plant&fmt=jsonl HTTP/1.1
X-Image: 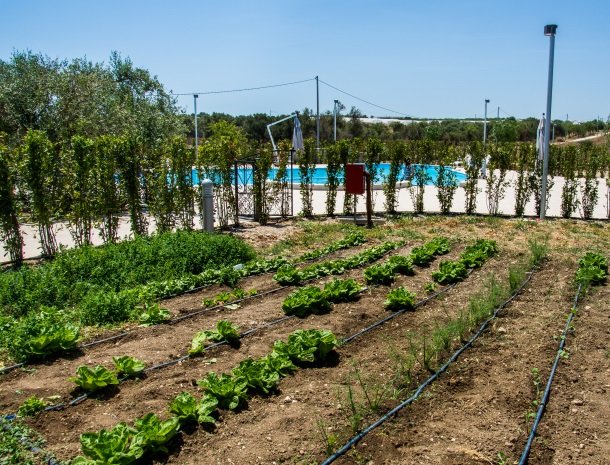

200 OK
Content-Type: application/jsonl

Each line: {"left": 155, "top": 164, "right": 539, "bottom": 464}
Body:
{"left": 364, "top": 264, "right": 395, "bottom": 285}
{"left": 189, "top": 320, "right": 240, "bottom": 355}
{"left": 69, "top": 365, "right": 119, "bottom": 392}
{"left": 323, "top": 278, "right": 363, "bottom": 303}
{"left": 387, "top": 255, "right": 414, "bottom": 275}
{"left": 112, "top": 356, "right": 146, "bottom": 378}
{"left": 232, "top": 358, "right": 281, "bottom": 395}
{"left": 169, "top": 392, "right": 218, "bottom": 425}
{"left": 74, "top": 423, "right": 143, "bottom": 465}
{"left": 384, "top": 287, "right": 417, "bottom": 312}
{"left": 273, "top": 329, "right": 338, "bottom": 363}
{"left": 431, "top": 260, "right": 468, "bottom": 284}
{"left": 137, "top": 303, "right": 171, "bottom": 326}
{"left": 133, "top": 413, "right": 180, "bottom": 454}
{"left": 282, "top": 286, "right": 331, "bottom": 317}
{"left": 197, "top": 372, "right": 248, "bottom": 410}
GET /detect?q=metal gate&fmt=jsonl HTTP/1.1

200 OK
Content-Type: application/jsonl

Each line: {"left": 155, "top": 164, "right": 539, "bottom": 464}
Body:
{"left": 234, "top": 150, "right": 294, "bottom": 223}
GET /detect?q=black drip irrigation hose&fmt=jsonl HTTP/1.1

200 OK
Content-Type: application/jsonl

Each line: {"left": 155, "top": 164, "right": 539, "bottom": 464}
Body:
{"left": 320, "top": 268, "right": 536, "bottom": 465}
{"left": 0, "top": 414, "right": 61, "bottom": 465}
{"left": 341, "top": 276, "right": 466, "bottom": 345}
{"left": 32, "top": 314, "right": 299, "bottom": 414}
{"left": 0, "top": 243, "right": 402, "bottom": 376}
{"left": 517, "top": 282, "right": 583, "bottom": 465}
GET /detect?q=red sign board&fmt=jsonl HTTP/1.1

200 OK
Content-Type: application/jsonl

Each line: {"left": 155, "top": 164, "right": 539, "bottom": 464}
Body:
{"left": 345, "top": 164, "right": 366, "bottom": 195}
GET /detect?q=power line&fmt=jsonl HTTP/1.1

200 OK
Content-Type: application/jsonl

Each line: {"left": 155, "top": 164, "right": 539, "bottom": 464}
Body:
{"left": 171, "top": 77, "right": 315, "bottom": 96}
{"left": 318, "top": 79, "right": 412, "bottom": 117}
{"left": 498, "top": 107, "right": 514, "bottom": 118}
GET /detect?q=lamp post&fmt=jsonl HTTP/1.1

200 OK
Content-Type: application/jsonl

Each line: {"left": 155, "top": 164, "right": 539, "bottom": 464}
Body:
{"left": 193, "top": 94, "right": 199, "bottom": 155}
{"left": 483, "top": 99, "right": 490, "bottom": 146}
{"left": 540, "top": 24, "right": 557, "bottom": 220}
{"left": 333, "top": 99, "right": 339, "bottom": 142}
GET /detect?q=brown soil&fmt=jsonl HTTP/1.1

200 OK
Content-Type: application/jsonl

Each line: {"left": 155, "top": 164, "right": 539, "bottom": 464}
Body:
{"left": 2, "top": 217, "right": 609, "bottom": 465}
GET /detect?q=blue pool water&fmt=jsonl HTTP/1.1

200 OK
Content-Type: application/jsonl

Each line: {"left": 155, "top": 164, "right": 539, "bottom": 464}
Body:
{"left": 192, "top": 163, "right": 466, "bottom": 186}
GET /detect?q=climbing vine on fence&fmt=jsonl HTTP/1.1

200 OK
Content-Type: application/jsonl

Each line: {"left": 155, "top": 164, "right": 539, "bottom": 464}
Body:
{"left": 435, "top": 144, "right": 460, "bottom": 214}
{"left": 298, "top": 138, "right": 317, "bottom": 217}
{"left": 324, "top": 142, "right": 342, "bottom": 217}
{"left": 485, "top": 143, "right": 511, "bottom": 216}
{"left": 0, "top": 135, "right": 23, "bottom": 265}
{"left": 66, "top": 135, "right": 95, "bottom": 246}
{"left": 464, "top": 141, "right": 483, "bottom": 214}
{"left": 21, "top": 130, "right": 59, "bottom": 256}
{"left": 383, "top": 141, "right": 405, "bottom": 214}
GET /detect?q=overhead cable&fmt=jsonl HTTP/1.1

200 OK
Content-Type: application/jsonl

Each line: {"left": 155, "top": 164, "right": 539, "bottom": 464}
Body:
{"left": 171, "top": 77, "right": 316, "bottom": 96}
{"left": 318, "top": 78, "right": 412, "bottom": 117}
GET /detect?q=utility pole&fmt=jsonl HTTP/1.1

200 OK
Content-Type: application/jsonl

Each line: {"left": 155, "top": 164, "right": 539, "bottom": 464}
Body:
{"left": 540, "top": 24, "right": 557, "bottom": 220}
{"left": 483, "top": 99, "right": 490, "bottom": 145}
{"left": 316, "top": 76, "right": 320, "bottom": 148}
{"left": 333, "top": 99, "right": 339, "bottom": 142}
{"left": 497, "top": 106, "right": 500, "bottom": 119}
{"left": 194, "top": 94, "right": 199, "bottom": 155}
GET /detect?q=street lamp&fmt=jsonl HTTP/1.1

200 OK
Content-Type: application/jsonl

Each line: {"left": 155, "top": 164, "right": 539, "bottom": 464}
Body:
{"left": 333, "top": 99, "right": 340, "bottom": 142}
{"left": 483, "top": 99, "right": 490, "bottom": 146}
{"left": 540, "top": 24, "right": 557, "bottom": 220}
{"left": 193, "top": 94, "right": 199, "bottom": 155}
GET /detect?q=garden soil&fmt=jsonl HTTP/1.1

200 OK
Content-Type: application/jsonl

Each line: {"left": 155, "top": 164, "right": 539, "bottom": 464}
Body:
{"left": 1, "top": 217, "right": 609, "bottom": 465}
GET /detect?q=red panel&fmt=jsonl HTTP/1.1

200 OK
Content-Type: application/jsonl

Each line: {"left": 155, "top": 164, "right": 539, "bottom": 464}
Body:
{"left": 345, "top": 163, "right": 366, "bottom": 195}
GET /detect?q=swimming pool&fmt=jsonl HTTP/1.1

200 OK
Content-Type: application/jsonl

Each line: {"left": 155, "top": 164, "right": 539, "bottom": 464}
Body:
{"left": 192, "top": 163, "right": 467, "bottom": 186}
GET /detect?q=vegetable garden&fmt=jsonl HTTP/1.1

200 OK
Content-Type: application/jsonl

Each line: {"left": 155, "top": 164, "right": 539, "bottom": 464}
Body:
{"left": 1, "top": 216, "right": 609, "bottom": 465}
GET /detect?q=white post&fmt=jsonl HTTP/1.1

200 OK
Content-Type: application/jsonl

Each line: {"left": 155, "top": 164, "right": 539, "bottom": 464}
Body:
{"left": 201, "top": 178, "right": 215, "bottom": 232}
{"left": 333, "top": 99, "right": 339, "bottom": 142}
{"left": 316, "top": 75, "right": 320, "bottom": 148}
{"left": 193, "top": 94, "right": 199, "bottom": 155}
{"left": 540, "top": 24, "right": 557, "bottom": 220}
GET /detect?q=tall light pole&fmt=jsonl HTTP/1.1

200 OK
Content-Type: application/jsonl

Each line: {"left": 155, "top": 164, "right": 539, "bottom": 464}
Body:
{"left": 193, "top": 94, "right": 199, "bottom": 155}
{"left": 483, "top": 99, "right": 490, "bottom": 146}
{"left": 333, "top": 99, "right": 339, "bottom": 142}
{"left": 315, "top": 76, "right": 320, "bottom": 148}
{"left": 540, "top": 24, "right": 557, "bottom": 220}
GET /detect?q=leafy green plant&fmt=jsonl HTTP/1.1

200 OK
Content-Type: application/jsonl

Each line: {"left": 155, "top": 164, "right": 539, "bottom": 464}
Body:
{"left": 272, "top": 329, "right": 338, "bottom": 364}
{"left": 69, "top": 365, "right": 119, "bottom": 392}
{"left": 197, "top": 372, "right": 248, "bottom": 410}
{"left": 168, "top": 392, "right": 218, "bottom": 425}
{"left": 364, "top": 264, "right": 395, "bottom": 285}
{"left": 578, "top": 252, "right": 608, "bottom": 273}
{"left": 282, "top": 286, "right": 331, "bottom": 317}
{"left": 424, "top": 282, "right": 436, "bottom": 293}
{"left": 232, "top": 358, "right": 281, "bottom": 395}
{"left": 137, "top": 303, "right": 171, "bottom": 326}
{"left": 74, "top": 423, "right": 143, "bottom": 465}
{"left": 409, "top": 245, "right": 435, "bottom": 266}
{"left": 273, "top": 264, "right": 303, "bottom": 285}
{"left": 575, "top": 252, "right": 608, "bottom": 286}
{"left": 297, "top": 231, "right": 366, "bottom": 261}
{"left": 17, "top": 396, "right": 51, "bottom": 417}
{"left": 384, "top": 287, "right": 417, "bottom": 312}
{"left": 9, "top": 313, "right": 80, "bottom": 362}
{"left": 133, "top": 413, "right": 180, "bottom": 454}
{"left": 387, "top": 255, "right": 414, "bottom": 275}
{"left": 112, "top": 356, "right": 146, "bottom": 378}
{"left": 323, "top": 278, "right": 363, "bottom": 303}
{"left": 258, "top": 352, "right": 297, "bottom": 377}
{"left": 189, "top": 320, "right": 241, "bottom": 355}
{"left": 432, "top": 260, "right": 468, "bottom": 284}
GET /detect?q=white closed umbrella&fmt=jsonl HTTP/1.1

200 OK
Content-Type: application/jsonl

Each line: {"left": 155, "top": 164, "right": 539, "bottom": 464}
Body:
{"left": 536, "top": 114, "right": 545, "bottom": 164}
{"left": 292, "top": 115, "right": 304, "bottom": 152}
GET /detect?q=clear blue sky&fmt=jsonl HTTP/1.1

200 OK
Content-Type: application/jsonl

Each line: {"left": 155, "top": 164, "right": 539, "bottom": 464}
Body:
{"left": 1, "top": 0, "right": 608, "bottom": 121}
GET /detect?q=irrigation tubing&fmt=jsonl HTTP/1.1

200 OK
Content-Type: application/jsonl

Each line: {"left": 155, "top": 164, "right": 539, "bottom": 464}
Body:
{"left": 0, "top": 242, "right": 401, "bottom": 376}
{"left": 0, "top": 414, "right": 61, "bottom": 465}
{"left": 320, "top": 267, "right": 537, "bottom": 465}
{"left": 517, "top": 282, "right": 583, "bottom": 465}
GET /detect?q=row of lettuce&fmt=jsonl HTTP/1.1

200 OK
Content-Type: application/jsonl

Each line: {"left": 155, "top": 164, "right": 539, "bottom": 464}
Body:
{"left": 66, "top": 328, "right": 337, "bottom": 465}
{"left": 0, "top": 230, "right": 365, "bottom": 365}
